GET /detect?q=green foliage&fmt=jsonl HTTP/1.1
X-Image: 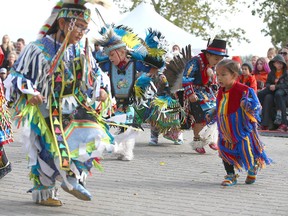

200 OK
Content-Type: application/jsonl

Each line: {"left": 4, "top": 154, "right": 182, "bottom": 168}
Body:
{"left": 252, "top": 0, "right": 288, "bottom": 48}
{"left": 112, "top": 0, "right": 250, "bottom": 46}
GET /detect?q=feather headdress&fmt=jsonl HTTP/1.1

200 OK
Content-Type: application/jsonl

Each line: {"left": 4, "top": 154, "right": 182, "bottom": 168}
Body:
{"left": 94, "top": 25, "right": 147, "bottom": 61}
{"left": 143, "top": 28, "right": 168, "bottom": 69}
{"left": 94, "top": 26, "right": 168, "bottom": 69}
{"left": 37, "top": 0, "right": 112, "bottom": 39}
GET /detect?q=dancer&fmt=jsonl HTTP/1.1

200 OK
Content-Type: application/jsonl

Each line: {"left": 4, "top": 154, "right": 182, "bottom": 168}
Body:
{"left": 0, "top": 47, "right": 13, "bottom": 179}
{"left": 182, "top": 38, "right": 228, "bottom": 154}
{"left": 95, "top": 26, "right": 182, "bottom": 155}
{"left": 4, "top": 0, "right": 119, "bottom": 206}
{"left": 95, "top": 27, "right": 160, "bottom": 160}
{"left": 207, "top": 59, "right": 271, "bottom": 186}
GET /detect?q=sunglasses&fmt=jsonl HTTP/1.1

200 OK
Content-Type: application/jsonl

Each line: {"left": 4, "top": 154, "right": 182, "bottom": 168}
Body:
{"left": 279, "top": 52, "right": 288, "bottom": 56}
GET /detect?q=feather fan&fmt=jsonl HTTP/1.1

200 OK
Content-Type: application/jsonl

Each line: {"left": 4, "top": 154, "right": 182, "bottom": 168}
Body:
{"left": 163, "top": 44, "right": 193, "bottom": 93}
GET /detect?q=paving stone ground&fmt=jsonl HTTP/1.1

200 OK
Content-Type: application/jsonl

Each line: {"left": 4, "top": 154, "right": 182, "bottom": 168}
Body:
{"left": 1, "top": 126, "right": 288, "bottom": 216}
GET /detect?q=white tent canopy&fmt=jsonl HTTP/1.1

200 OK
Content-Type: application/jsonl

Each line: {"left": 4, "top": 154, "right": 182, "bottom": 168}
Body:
{"left": 116, "top": 2, "right": 207, "bottom": 51}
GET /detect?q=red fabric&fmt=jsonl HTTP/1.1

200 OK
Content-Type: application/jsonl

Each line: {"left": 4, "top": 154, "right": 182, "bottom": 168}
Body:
{"left": 239, "top": 74, "right": 257, "bottom": 93}
{"left": 201, "top": 66, "right": 210, "bottom": 85}
{"left": 217, "top": 81, "right": 249, "bottom": 114}
{"left": 232, "top": 56, "right": 242, "bottom": 65}
{"left": 207, "top": 47, "right": 226, "bottom": 53}
{"left": 182, "top": 83, "right": 194, "bottom": 97}
{"left": 0, "top": 47, "right": 4, "bottom": 66}
{"left": 255, "top": 72, "right": 268, "bottom": 84}
{"left": 198, "top": 53, "right": 210, "bottom": 85}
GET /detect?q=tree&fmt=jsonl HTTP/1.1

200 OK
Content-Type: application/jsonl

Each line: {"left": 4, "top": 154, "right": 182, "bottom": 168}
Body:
{"left": 112, "top": 0, "right": 250, "bottom": 46}
{"left": 251, "top": 0, "right": 288, "bottom": 48}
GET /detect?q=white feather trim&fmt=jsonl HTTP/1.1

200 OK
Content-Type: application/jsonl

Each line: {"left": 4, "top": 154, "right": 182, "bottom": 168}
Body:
{"left": 199, "top": 122, "right": 218, "bottom": 145}
{"left": 32, "top": 187, "right": 59, "bottom": 202}
{"left": 190, "top": 140, "right": 206, "bottom": 149}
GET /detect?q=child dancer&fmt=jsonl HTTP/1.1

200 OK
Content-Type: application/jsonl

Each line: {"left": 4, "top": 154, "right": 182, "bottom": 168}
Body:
{"left": 182, "top": 38, "right": 227, "bottom": 154}
{"left": 207, "top": 59, "right": 271, "bottom": 186}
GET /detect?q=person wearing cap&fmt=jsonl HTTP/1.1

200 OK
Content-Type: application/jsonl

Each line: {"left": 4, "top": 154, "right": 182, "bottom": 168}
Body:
{"left": 3, "top": 0, "right": 118, "bottom": 206}
{"left": 239, "top": 62, "right": 257, "bottom": 93}
{"left": 0, "top": 47, "right": 13, "bottom": 180}
{"left": 257, "top": 54, "right": 288, "bottom": 131}
{"left": 0, "top": 67, "right": 7, "bottom": 81}
{"left": 182, "top": 38, "right": 228, "bottom": 154}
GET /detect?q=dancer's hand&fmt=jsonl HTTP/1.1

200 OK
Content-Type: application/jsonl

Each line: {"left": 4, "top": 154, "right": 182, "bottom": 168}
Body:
{"left": 97, "top": 89, "right": 108, "bottom": 102}
{"left": 28, "top": 94, "right": 44, "bottom": 106}
{"left": 188, "top": 93, "right": 198, "bottom": 103}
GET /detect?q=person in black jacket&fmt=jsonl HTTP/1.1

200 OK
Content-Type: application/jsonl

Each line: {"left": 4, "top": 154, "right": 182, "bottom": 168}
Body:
{"left": 257, "top": 54, "right": 288, "bottom": 131}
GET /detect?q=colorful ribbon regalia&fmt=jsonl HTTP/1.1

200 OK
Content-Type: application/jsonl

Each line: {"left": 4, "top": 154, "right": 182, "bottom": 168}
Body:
{"left": 215, "top": 82, "right": 271, "bottom": 171}
{"left": 3, "top": 0, "right": 116, "bottom": 204}
{"left": 0, "top": 78, "right": 13, "bottom": 179}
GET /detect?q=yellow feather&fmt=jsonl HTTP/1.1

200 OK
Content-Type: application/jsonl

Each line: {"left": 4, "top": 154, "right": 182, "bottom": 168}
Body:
{"left": 147, "top": 47, "right": 166, "bottom": 57}
{"left": 122, "top": 33, "right": 141, "bottom": 49}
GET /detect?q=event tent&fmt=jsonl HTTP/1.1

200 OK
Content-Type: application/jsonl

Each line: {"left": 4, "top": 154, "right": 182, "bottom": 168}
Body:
{"left": 116, "top": 2, "right": 207, "bottom": 52}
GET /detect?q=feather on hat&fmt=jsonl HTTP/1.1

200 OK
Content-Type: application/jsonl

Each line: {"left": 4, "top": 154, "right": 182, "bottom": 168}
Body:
{"left": 37, "top": 0, "right": 112, "bottom": 39}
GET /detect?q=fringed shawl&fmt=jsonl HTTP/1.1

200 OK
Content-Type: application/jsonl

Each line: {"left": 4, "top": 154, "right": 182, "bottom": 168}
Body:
{"left": 216, "top": 82, "right": 271, "bottom": 171}
{"left": 217, "top": 82, "right": 261, "bottom": 143}
{"left": 4, "top": 36, "right": 103, "bottom": 108}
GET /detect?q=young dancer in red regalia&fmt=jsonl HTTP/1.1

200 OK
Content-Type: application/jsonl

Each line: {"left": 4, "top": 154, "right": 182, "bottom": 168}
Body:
{"left": 207, "top": 59, "right": 271, "bottom": 186}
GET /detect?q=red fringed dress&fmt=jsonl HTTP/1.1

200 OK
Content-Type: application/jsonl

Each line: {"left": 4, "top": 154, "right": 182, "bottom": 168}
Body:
{"left": 216, "top": 81, "right": 271, "bottom": 170}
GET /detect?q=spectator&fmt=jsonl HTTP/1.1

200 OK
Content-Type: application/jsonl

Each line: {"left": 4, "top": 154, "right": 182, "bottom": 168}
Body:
{"left": 278, "top": 47, "right": 288, "bottom": 65}
{"left": 165, "top": 44, "right": 183, "bottom": 62}
{"left": 15, "top": 38, "right": 25, "bottom": 55}
{"left": 267, "top": 47, "right": 277, "bottom": 61}
{"left": 232, "top": 56, "right": 243, "bottom": 74}
{"left": 172, "top": 44, "right": 181, "bottom": 53}
{"left": 2, "top": 51, "right": 17, "bottom": 73}
{"left": 251, "top": 55, "right": 259, "bottom": 68}
{"left": 232, "top": 56, "right": 242, "bottom": 65}
{"left": 253, "top": 57, "right": 270, "bottom": 91}
{"left": 239, "top": 62, "right": 257, "bottom": 92}
{"left": 0, "top": 35, "right": 14, "bottom": 67}
{"left": 0, "top": 68, "right": 7, "bottom": 81}
{"left": 257, "top": 54, "right": 288, "bottom": 131}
